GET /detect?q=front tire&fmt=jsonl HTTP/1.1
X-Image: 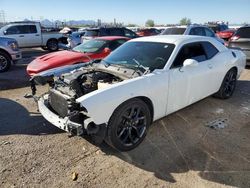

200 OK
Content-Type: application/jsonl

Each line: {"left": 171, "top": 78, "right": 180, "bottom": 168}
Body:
{"left": 0, "top": 51, "right": 11, "bottom": 73}
{"left": 214, "top": 68, "right": 237, "bottom": 99}
{"left": 47, "top": 39, "right": 58, "bottom": 51}
{"left": 106, "top": 98, "right": 151, "bottom": 151}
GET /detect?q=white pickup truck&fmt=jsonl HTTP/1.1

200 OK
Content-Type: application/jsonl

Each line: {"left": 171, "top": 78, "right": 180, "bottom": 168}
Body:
{"left": 0, "top": 22, "right": 66, "bottom": 51}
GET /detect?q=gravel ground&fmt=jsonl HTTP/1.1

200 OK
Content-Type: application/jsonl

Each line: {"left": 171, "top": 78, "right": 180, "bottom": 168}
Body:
{"left": 0, "top": 48, "right": 250, "bottom": 188}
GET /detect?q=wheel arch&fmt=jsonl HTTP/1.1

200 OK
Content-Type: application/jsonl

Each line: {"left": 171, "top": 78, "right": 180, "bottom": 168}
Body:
{"left": 0, "top": 48, "right": 12, "bottom": 61}
{"left": 46, "top": 38, "right": 58, "bottom": 45}
{"left": 109, "top": 96, "right": 154, "bottom": 124}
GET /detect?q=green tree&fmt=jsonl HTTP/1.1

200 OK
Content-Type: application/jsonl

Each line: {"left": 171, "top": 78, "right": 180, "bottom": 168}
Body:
{"left": 179, "top": 17, "right": 191, "bottom": 25}
{"left": 126, "top": 24, "right": 138, "bottom": 27}
{"left": 145, "top": 19, "right": 155, "bottom": 27}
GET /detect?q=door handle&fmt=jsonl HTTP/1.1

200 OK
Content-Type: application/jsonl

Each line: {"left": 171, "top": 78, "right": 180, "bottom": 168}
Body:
{"left": 19, "top": 35, "right": 24, "bottom": 37}
{"left": 208, "top": 64, "right": 213, "bottom": 69}
{"left": 35, "top": 34, "right": 40, "bottom": 36}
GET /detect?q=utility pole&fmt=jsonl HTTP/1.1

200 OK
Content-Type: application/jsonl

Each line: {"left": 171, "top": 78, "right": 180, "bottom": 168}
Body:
{"left": 0, "top": 10, "right": 6, "bottom": 24}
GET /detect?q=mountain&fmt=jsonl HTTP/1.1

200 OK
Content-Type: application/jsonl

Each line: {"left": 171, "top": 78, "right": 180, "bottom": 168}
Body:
{"left": 23, "top": 18, "right": 96, "bottom": 27}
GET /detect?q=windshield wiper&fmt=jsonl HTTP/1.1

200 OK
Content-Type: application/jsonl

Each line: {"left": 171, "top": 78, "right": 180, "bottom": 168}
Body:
{"left": 132, "top": 58, "right": 150, "bottom": 75}
{"left": 101, "top": 59, "right": 111, "bottom": 68}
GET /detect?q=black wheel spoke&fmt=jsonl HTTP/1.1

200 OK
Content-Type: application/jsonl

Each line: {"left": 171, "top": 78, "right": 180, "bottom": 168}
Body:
{"left": 128, "top": 128, "right": 136, "bottom": 144}
{"left": 121, "top": 130, "right": 129, "bottom": 143}
{"left": 118, "top": 127, "right": 127, "bottom": 138}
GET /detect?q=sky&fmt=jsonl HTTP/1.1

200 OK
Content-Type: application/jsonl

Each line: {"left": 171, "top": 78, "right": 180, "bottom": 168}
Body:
{"left": 1, "top": 0, "right": 250, "bottom": 25}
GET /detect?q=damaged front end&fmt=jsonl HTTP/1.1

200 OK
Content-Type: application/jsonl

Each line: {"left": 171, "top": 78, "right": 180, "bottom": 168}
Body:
{"left": 30, "top": 61, "right": 133, "bottom": 142}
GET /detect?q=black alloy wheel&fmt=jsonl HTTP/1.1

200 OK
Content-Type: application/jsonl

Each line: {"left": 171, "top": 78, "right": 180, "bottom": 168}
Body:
{"left": 106, "top": 98, "right": 151, "bottom": 151}
{"left": 214, "top": 68, "right": 237, "bottom": 99}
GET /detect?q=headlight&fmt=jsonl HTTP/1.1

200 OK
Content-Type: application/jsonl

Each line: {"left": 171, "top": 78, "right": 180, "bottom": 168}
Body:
{"left": 8, "top": 41, "right": 19, "bottom": 51}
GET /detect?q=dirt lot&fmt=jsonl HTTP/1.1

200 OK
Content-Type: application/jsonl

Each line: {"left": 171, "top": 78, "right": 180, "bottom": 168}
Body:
{"left": 0, "top": 48, "right": 250, "bottom": 188}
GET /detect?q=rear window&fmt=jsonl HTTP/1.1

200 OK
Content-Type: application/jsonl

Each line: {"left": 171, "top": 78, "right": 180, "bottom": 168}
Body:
{"left": 235, "top": 27, "right": 250, "bottom": 38}
{"left": 161, "top": 28, "right": 186, "bottom": 35}
{"left": 84, "top": 30, "right": 99, "bottom": 37}
{"left": 202, "top": 42, "right": 219, "bottom": 59}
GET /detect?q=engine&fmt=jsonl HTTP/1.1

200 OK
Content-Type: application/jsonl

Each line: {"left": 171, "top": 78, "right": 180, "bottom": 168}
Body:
{"left": 54, "top": 70, "right": 122, "bottom": 98}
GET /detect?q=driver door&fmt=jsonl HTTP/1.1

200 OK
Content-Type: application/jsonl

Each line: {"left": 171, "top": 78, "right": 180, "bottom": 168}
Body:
{"left": 167, "top": 42, "right": 213, "bottom": 115}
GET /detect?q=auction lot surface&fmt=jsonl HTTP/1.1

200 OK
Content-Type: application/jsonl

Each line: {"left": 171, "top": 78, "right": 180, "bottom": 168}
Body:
{"left": 0, "top": 48, "right": 250, "bottom": 188}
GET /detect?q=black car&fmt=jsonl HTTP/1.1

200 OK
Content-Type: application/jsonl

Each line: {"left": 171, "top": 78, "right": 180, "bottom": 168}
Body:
{"left": 228, "top": 26, "right": 250, "bottom": 65}
{"left": 207, "top": 23, "right": 229, "bottom": 33}
{"left": 82, "top": 27, "right": 138, "bottom": 41}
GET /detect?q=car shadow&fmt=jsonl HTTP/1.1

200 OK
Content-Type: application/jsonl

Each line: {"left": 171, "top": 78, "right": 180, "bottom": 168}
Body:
{"left": 97, "top": 80, "right": 250, "bottom": 187}
{"left": 0, "top": 48, "right": 48, "bottom": 91}
{"left": 0, "top": 98, "right": 63, "bottom": 136}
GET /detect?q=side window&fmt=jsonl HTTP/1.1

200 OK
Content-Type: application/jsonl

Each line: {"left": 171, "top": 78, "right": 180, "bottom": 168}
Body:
{"left": 190, "top": 27, "right": 205, "bottom": 36}
{"left": 108, "top": 40, "right": 127, "bottom": 51}
{"left": 202, "top": 42, "right": 219, "bottom": 59}
{"left": 100, "top": 29, "right": 110, "bottom": 36}
{"left": 204, "top": 28, "right": 215, "bottom": 37}
{"left": 171, "top": 43, "right": 207, "bottom": 68}
{"left": 6, "top": 25, "right": 38, "bottom": 34}
{"left": 124, "top": 29, "right": 136, "bottom": 38}
{"left": 110, "top": 29, "right": 123, "bottom": 36}
{"left": 29, "top": 25, "right": 37, "bottom": 33}
{"left": 5, "top": 26, "right": 20, "bottom": 35}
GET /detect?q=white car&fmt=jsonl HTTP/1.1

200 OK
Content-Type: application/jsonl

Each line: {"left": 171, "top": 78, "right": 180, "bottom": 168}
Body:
{"left": 31, "top": 35, "right": 246, "bottom": 151}
{"left": 0, "top": 22, "right": 65, "bottom": 51}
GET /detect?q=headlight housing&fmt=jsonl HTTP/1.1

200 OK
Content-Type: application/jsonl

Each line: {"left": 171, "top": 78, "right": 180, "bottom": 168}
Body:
{"left": 8, "top": 41, "right": 19, "bottom": 51}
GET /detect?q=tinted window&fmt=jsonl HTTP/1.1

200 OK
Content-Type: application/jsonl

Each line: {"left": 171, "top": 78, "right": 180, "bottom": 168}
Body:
{"left": 124, "top": 29, "right": 137, "bottom": 38}
{"left": 161, "top": 28, "right": 186, "bottom": 35}
{"left": 108, "top": 39, "right": 127, "bottom": 51}
{"left": 84, "top": 30, "right": 99, "bottom": 37}
{"left": 172, "top": 43, "right": 207, "bottom": 68}
{"left": 190, "top": 27, "right": 205, "bottom": 36}
{"left": 5, "top": 25, "right": 37, "bottom": 34}
{"left": 202, "top": 42, "right": 219, "bottom": 59}
{"left": 109, "top": 28, "right": 124, "bottom": 36}
{"left": 204, "top": 28, "right": 215, "bottom": 37}
{"left": 5, "top": 26, "right": 20, "bottom": 34}
{"left": 235, "top": 27, "right": 250, "bottom": 38}
{"left": 209, "top": 26, "right": 218, "bottom": 33}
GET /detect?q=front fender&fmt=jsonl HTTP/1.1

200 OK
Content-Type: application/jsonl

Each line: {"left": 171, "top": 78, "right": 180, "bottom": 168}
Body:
{"left": 76, "top": 71, "right": 169, "bottom": 125}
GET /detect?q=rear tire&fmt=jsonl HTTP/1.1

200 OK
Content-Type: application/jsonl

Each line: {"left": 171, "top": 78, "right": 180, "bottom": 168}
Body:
{"left": 47, "top": 39, "right": 58, "bottom": 51}
{"left": 213, "top": 68, "right": 237, "bottom": 99}
{"left": 0, "top": 51, "right": 11, "bottom": 73}
{"left": 106, "top": 98, "right": 151, "bottom": 151}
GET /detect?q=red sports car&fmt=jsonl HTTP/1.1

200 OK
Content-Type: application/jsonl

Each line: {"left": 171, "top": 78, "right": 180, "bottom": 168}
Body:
{"left": 27, "top": 36, "right": 129, "bottom": 76}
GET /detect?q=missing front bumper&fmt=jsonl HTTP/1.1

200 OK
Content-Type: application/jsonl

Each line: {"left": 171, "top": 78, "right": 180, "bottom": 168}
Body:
{"left": 38, "top": 95, "right": 107, "bottom": 140}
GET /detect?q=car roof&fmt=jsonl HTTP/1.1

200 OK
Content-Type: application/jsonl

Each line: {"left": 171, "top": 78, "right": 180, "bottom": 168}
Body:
{"left": 130, "top": 35, "right": 210, "bottom": 44}
{"left": 95, "top": 36, "right": 130, "bottom": 40}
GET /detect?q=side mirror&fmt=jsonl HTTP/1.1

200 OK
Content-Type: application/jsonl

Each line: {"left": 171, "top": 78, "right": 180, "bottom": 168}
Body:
{"left": 3, "top": 30, "right": 7, "bottom": 35}
{"left": 103, "top": 47, "right": 111, "bottom": 54}
{"left": 183, "top": 59, "right": 198, "bottom": 67}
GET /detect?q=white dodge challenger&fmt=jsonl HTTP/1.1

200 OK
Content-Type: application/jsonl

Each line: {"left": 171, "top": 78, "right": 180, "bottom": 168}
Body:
{"left": 31, "top": 35, "right": 246, "bottom": 151}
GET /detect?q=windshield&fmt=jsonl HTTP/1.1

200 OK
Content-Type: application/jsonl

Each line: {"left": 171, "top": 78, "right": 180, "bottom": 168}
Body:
{"left": 72, "top": 39, "right": 107, "bottom": 53}
{"left": 103, "top": 42, "right": 175, "bottom": 71}
{"left": 161, "top": 28, "right": 186, "bottom": 35}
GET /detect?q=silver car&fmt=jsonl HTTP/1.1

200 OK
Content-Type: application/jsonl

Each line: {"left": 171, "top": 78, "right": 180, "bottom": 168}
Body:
{"left": 161, "top": 24, "right": 225, "bottom": 44}
{"left": 0, "top": 36, "right": 22, "bottom": 72}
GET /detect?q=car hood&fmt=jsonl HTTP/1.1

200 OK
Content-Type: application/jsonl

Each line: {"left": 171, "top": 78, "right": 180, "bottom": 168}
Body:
{"left": 27, "top": 50, "right": 91, "bottom": 75}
